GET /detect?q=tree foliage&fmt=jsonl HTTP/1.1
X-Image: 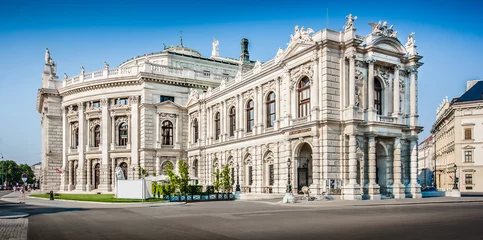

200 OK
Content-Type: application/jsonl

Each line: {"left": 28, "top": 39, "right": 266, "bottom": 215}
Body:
{"left": 213, "top": 168, "right": 222, "bottom": 193}
{"left": 0, "top": 160, "right": 35, "bottom": 185}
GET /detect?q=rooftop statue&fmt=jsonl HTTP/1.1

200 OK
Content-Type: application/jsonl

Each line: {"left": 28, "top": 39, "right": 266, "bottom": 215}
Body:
{"left": 405, "top": 32, "right": 416, "bottom": 47}
{"left": 212, "top": 38, "right": 219, "bottom": 57}
{"left": 290, "top": 25, "right": 314, "bottom": 43}
{"left": 45, "top": 48, "right": 50, "bottom": 64}
{"left": 104, "top": 61, "right": 109, "bottom": 69}
{"left": 343, "top": 13, "right": 357, "bottom": 31}
{"left": 63, "top": 73, "right": 68, "bottom": 80}
{"left": 81, "top": 66, "right": 85, "bottom": 75}
{"left": 369, "top": 21, "right": 397, "bottom": 38}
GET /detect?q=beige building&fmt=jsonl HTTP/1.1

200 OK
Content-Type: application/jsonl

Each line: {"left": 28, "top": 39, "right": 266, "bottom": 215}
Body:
{"left": 37, "top": 15, "right": 424, "bottom": 200}
{"left": 417, "top": 135, "right": 434, "bottom": 188}
{"left": 432, "top": 80, "right": 483, "bottom": 193}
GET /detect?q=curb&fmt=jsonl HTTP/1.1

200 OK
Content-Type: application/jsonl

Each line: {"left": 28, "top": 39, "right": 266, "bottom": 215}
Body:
{"left": 275, "top": 199, "right": 483, "bottom": 207}
{"left": 0, "top": 212, "right": 30, "bottom": 219}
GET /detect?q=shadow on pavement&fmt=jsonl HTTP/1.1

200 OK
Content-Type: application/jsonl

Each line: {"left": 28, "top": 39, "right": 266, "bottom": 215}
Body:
{"left": 0, "top": 201, "right": 89, "bottom": 216}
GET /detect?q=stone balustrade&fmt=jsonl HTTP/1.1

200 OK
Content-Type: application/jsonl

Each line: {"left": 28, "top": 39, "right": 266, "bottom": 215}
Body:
{"left": 376, "top": 115, "right": 397, "bottom": 123}
{"left": 62, "top": 62, "right": 235, "bottom": 88}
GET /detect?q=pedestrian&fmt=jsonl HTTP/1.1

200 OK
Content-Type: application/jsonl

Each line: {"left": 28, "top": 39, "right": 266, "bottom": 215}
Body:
{"left": 19, "top": 186, "right": 25, "bottom": 203}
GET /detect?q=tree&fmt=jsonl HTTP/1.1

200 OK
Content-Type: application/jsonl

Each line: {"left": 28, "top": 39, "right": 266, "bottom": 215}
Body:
{"left": 0, "top": 160, "right": 34, "bottom": 185}
{"left": 177, "top": 160, "right": 190, "bottom": 194}
{"left": 221, "top": 164, "right": 234, "bottom": 193}
{"left": 213, "top": 168, "right": 222, "bottom": 193}
{"left": 164, "top": 162, "right": 180, "bottom": 194}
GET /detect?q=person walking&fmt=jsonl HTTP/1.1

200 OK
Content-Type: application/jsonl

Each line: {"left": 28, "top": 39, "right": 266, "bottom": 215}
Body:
{"left": 19, "top": 186, "right": 25, "bottom": 203}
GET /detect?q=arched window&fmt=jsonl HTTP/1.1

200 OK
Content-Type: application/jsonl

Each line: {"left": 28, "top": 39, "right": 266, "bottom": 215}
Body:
{"left": 161, "top": 121, "right": 173, "bottom": 145}
{"left": 298, "top": 77, "right": 310, "bottom": 117}
{"left": 214, "top": 112, "right": 220, "bottom": 140}
{"left": 118, "top": 122, "right": 128, "bottom": 146}
{"left": 374, "top": 78, "right": 383, "bottom": 115}
{"left": 229, "top": 107, "right": 236, "bottom": 137}
{"left": 161, "top": 161, "right": 174, "bottom": 175}
{"left": 246, "top": 100, "right": 254, "bottom": 132}
{"left": 193, "top": 119, "right": 199, "bottom": 143}
{"left": 266, "top": 92, "right": 276, "bottom": 128}
{"left": 72, "top": 125, "right": 79, "bottom": 149}
{"left": 94, "top": 125, "right": 101, "bottom": 147}
{"left": 120, "top": 162, "right": 128, "bottom": 180}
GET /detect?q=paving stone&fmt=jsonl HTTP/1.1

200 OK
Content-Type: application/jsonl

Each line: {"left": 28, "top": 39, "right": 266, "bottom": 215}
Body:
{"left": 0, "top": 218, "right": 28, "bottom": 240}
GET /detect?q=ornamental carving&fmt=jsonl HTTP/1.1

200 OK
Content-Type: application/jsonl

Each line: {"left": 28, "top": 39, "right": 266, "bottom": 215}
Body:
{"left": 262, "top": 80, "right": 276, "bottom": 94}
{"left": 100, "top": 98, "right": 108, "bottom": 107}
{"left": 289, "top": 25, "right": 314, "bottom": 44}
{"left": 355, "top": 60, "right": 366, "bottom": 68}
{"left": 374, "top": 65, "right": 390, "bottom": 87}
{"left": 67, "top": 105, "right": 78, "bottom": 116}
{"left": 190, "top": 111, "right": 199, "bottom": 120}
{"left": 159, "top": 113, "right": 177, "bottom": 121}
{"left": 399, "top": 78, "right": 405, "bottom": 91}
{"left": 355, "top": 86, "right": 361, "bottom": 107}
{"left": 226, "top": 97, "right": 236, "bottom": 109}
{"left": 129, "top": 96, "right": 139, "bottom": 104}
{"left": 355, "top": 69, "right": 363, "bottom": 82}
{"left": 71, "top": 122, "right": 79, "bottom": 132}
{"left": 188, "top": 88, "right": 199, "bottom": 102}
{"left": 115, "top": 116, "right": 128, "bottom": 126}
{"left": 264, "top": 151, "right": 274, "bottom": 164}
{"left": 243, "top": 89, "right": 254, "bottom": 100}
{"left": 290, "top": 61, "right": 314, "bottom": 88}
{"left": 253, "top": 60, "right": 262, "bottom": 74}
{"left": 368, "top": 21, "right": 398, "bottom": 38}
{"left": 89, "top": 118, "right": 101, "bottom": 129}
{"left": 274, "top": 48, "right": 284, "bottom": 64}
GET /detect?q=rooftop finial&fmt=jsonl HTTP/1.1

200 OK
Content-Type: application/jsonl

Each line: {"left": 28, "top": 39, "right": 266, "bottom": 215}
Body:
{"left": 180, "top": 30, "right": 183, "bottom": 47}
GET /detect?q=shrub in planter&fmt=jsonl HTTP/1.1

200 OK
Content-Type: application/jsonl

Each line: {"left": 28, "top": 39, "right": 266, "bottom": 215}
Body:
{"left": 188, "top": 185, "right": 203, "bottom": 195}
{"left": 205, "top": 185, "right": 215, "bottom": 194}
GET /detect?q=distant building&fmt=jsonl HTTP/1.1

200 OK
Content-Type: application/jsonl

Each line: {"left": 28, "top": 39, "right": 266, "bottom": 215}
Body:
{"left": 31, "top": 162, "right": 42, "bottom": 184}
{"left": 432, "top": 80, "right": 483, "bottom": 193}
{"left": 417, "top": 136, "right": 434, "bottom": 188}
{"left": 37, "top": 15, "right": 424, "bottom": 200}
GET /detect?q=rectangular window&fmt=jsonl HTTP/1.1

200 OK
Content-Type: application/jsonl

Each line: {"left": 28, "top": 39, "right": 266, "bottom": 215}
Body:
{"left": 222, "top": 73, "right": 229, "bottom": 81}
{"left": 203, "top": 70, "right": 210, "bottom": 78}
{"left": 464, "top": 128, "right": 472, "bottom": 140}
{"left": 92, "top": 101, "right": 100, "bottom": 108}
{"left": 160, "top": 96, "right": 175, "bottom": 103}
{"left": 465, "top": 151, "right": 473, "bottom": 162}
{"left": 116, "top": 98, "right": 128, "bottom": 105}
{"left": 465, "top": 174, "right": 473, "bottom": 184}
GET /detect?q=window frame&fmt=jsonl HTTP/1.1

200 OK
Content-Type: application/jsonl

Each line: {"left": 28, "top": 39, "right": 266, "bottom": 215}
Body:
{"left": 246, "top": 100, "right": 254, "bottom": 133}
{"left": 193, "top": 119, "right": 199, "bottom": 143}
{"left": 214, "top": 112, "right": 220, "bottom": 140}
{"left": 465, "top": 174, "right": 473, "bottom": 185}
{"left": 161, "top": 120, "right": 174, "bottom": 145}
{"left": 298, "top": 77, "right": 310, "bottom": 118}
{"left": 94, "top": 125, "right": 101, "bottom": 147}
{"left": 464, "top": 128, "right": 472, "bottom": 140}
{"left": 229, "top": 107, "right": 236, "bottom": 137}
{"left": 464, "top": 150, "right": 473, "bottom": 163}
{"left": 266, "top": 92, "right": 276, "bottom": 128}
{"left": 160, "top": 95, "right": 175, "bottom": 103}
{"left": 118, "top": 122, "right": 128, "bottom": 146}
{"left": 374, "top": 78, "right": 383, "bottom": 115}
{"left": 116, "top": 98, "right": 129, "bottom": 105}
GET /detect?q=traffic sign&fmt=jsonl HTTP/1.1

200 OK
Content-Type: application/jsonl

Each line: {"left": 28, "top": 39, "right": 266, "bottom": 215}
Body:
{"left": 21, "top": 173, "right": 27, "bottom": 182}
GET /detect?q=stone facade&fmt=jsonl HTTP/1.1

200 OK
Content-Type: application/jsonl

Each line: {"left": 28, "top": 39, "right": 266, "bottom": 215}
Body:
{"left": 37, "top": 15, "right": 424, "bottom": 200}
{"left": 417, "top": 136, "right": 434, "bottom": 188}
{"left": 432, "top": 80, "right": 483, "bottom": 193}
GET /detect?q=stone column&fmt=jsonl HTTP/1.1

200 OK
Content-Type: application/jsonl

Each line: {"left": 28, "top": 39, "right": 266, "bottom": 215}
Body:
{"left": 61, "top": 107, "right": 68, "bottom": 191}
{"left": 283, "top": 70, "right": 292, "bottom": 125}
{"left": 408, "top": 138, "right": 422, "bottom": 198}
{"left": 111, "top": 114, "right": 115, "bottom": 149}
{"left": 155, "top": 156, "right": 161, "bottom": 176}
{"left": 366, "top": 136, "right": 380, "bottom": 199}
{"left": 221, "top": 101, "right": 226, "bottom": 141}
{"left": 100, "top": 98, "right": 110, "bottom": 191}
{"left": 68, "top": 160, "right": 73, "bottom": 191}
{"left": 392, "top": 138, "right": 405, "bottom": 199}
{"left": 257, "top": 86, "right": 263, "bottom": 134}
{"left": 207, "top": 107, "right": 212, "bottom": 144}
{"left": 86, "top": 159, "right": 91, "bottom": 191}
{"left": 130, "top": 96, "right": 140, "bottom": 176}
{"left": 409, "top": 68, "right": 418, "bottom": 126}
{"left": 275, "top": 78, "right": 281, "bottom": 130}
{"left": 111, "top": 158, "right": 115, "bottom": 190}
{"left": 238, "top": 94, "right": 244, "bottom": 138}
{"left": 310, "top": 137, "right": 320, "bottom": 195}
{"left": 393, "top": 65, "right": 401, "bottom": 117}
{"left": 348, "top": 54, "right": 356, "bottom": 107}
{"left": 77, "top": 102, "right": 86, "bottom": 191}
{"left": 366, "top": 59, "right": 376, "bottom": 120}
{"left": 343, "top": 134, "right": 361, "bottom": 200}
{"left": 310, "top": 57, "right": 319, "bottom": 121}
{"left": 155, "top": 113, "right": 160, "bottom": 147}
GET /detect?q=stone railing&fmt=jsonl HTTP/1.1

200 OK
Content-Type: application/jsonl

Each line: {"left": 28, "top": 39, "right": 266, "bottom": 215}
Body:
{"left": 62, "top": 62, "right": 235, "bottom": 88}
{"left": 376, "top": 115, "right": 397, "bottom": 123}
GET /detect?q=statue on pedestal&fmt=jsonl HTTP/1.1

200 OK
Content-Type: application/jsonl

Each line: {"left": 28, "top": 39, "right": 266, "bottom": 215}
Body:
{"left": 343, "top": 13, "right": 357, "bottom": 31}
{"left": 212, "top": 38, "right": 219, "bottom": 57}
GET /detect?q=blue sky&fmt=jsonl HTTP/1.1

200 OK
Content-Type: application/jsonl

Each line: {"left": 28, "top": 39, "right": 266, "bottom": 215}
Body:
{"left": 0, "top": 0, "right": 482, "bottom": 165}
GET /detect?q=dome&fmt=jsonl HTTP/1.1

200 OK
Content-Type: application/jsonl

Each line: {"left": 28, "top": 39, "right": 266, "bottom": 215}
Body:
{"left": 163, "top": 46, "right": 202, "bottom": 57}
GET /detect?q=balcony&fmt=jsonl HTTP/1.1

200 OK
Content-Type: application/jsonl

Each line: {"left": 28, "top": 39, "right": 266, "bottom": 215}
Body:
{"left": 376, "top": 115, "right": 397, "bottom": 123}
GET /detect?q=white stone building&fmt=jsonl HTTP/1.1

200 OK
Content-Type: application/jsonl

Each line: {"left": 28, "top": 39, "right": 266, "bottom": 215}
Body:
{"left": 37, "top": 15, "right": 423, "bottom": 200}
{"left": 432, "top": 80, "right": 483, "bottom": 193}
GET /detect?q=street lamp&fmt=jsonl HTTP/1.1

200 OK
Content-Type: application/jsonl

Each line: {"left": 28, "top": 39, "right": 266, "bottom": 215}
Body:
{"left": 286, "top": 158, "right": 292, "bottom": 194}
{"left": 235, "top": 163, "right": 240, "bottom": 192}
{"left": 453, "top": 165, "right": 458, "bottom": 190}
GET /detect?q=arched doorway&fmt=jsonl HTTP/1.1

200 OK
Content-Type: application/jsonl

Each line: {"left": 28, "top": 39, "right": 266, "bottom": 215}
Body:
{"left": 120, "top": 162, "right": 128, "bottom": 180}
{"left": 376, "top": 142, "right": 389, "bottom": 195}
{"left": 297, "top": 143, "right": 312, "bottom": 193}
{"left": 94, "top": 163, "right": 100, "bottom": 189}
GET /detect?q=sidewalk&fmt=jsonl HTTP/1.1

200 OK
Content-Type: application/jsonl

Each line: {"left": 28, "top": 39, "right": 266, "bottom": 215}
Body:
{"left": 0, "top": 192, "right": 186, "bottom": 209}
{"left": 253, "top": 196, "right": 483, "bottom": 207}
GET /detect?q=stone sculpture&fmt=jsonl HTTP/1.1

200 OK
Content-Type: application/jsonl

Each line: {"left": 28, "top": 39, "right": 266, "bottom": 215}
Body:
{"left": 212, "top": 38, "right": 219, "bottom": 57}
{"left": 344, "top": 13, "right": 357, "bottom": 31}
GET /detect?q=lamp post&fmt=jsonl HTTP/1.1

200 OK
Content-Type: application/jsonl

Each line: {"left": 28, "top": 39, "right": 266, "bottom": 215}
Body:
{"left": 286, "top": 158, "right": 292, "bottom": 193}
{"left": 453, "top": 165, "right": 458, "bottom": 190}
{"left": 235, "top": 163, "right": 240, "bottom": 192}
{"left": 283, "top": 158, "right": 294, "bottom": 203}
{"left": 132, "top": 167, "right": 135, "bottom": 180}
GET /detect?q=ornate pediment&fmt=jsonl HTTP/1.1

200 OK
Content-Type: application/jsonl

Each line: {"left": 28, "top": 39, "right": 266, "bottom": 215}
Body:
{"left": 189, "top": 111, "right": 199, "bottom": 120}
{"left": 289, "top": 61, "right": 314, "bottom": 89}
{"left": 243, "top": 89, "right": 254, "bottom": 100}
{"left": 115, "top": 116, "right": 128, "bottom": 126}
{"left": 159, "top": 113, "right": 177, "bottom": 121}
{"left": 226, "top": 97, "right": 236, "bottom": 109}
{"left": 289, "top": 25, "right": 315, "bottom": 46}
{"left": 262, "top": 80, "right": 276, "bottom": 95}
{"left": 374, "top": 65, "right": 391, "bottom": 87}
{"left": 463, "top": 145, "right": 475, "bottom": 149}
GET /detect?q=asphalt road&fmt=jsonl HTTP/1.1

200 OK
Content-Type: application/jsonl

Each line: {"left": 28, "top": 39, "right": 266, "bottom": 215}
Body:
{"left": 1, "top": 196, "right": 482, "bottom": 240}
